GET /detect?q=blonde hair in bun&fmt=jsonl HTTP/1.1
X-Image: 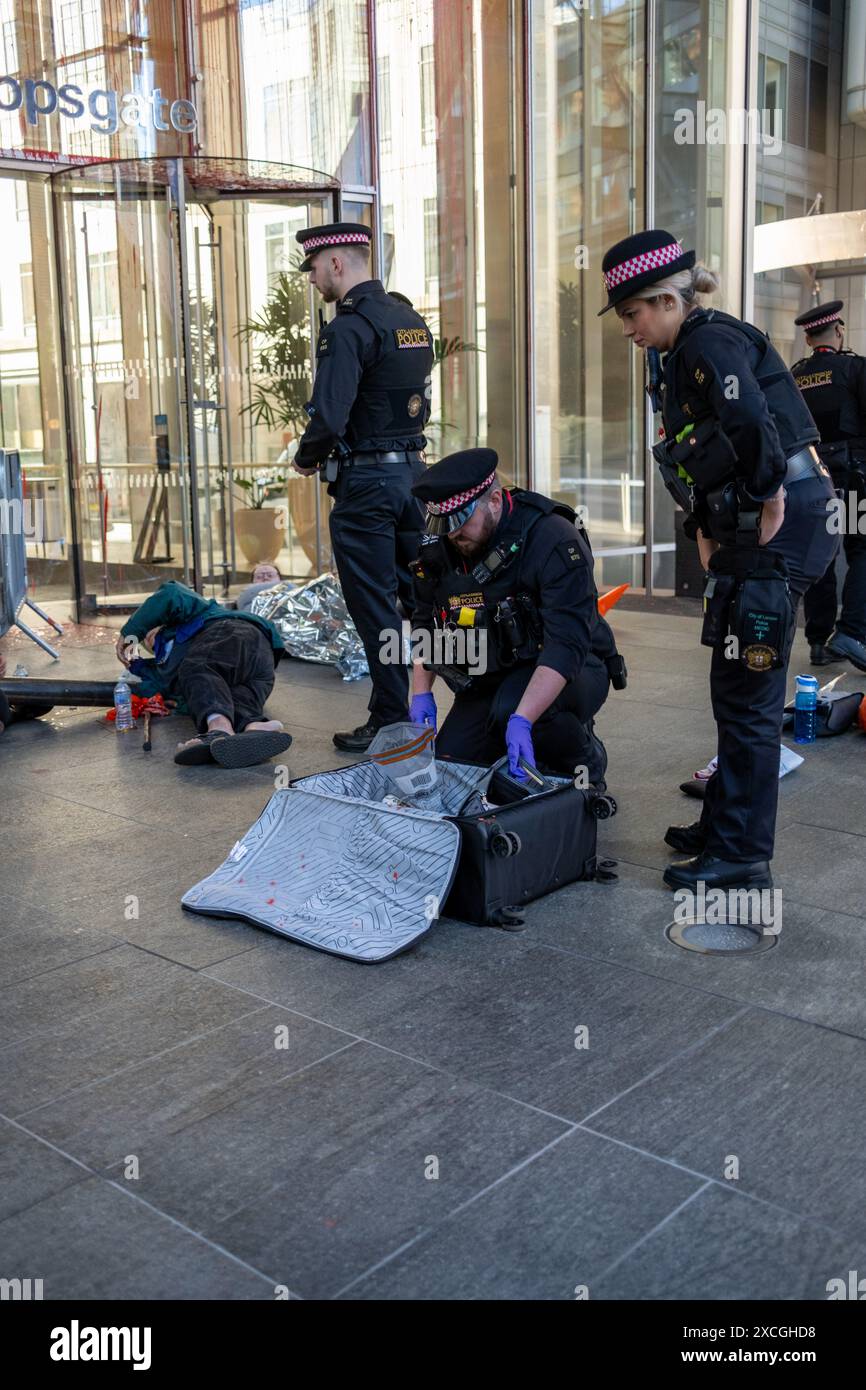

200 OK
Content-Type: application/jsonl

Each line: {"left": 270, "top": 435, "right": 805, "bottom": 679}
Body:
{"left": 624, "top": 262, "right": 721, "bottom": 311}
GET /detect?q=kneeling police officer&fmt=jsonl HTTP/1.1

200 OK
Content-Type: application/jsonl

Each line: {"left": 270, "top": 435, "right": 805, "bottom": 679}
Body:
{"left": 407, "top": 449, "right": 625, "bottom": 782}
{"left": 792, "top": 300, "right": 866, "bottom": 671}
{"left": 603, "top": 229, "right": 838, "bottom": 892}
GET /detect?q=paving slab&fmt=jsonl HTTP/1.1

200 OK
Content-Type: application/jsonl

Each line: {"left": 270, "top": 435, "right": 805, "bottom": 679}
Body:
{"left": 19, "top": 1005, "right": 354, "bottom": 1167}
{"left": 0, "top": 1175, "right": 274, "bottom": 1299}
{"left": 589, "top": 1007, "right": 866, "bottom": 1238}
{"left": 591, "top": 1182, "right": 866, "bottom": 1301}
{"left": 341, "top": 1126, "right": 702, "bottom": 1300}
{"left": 99, "top": 1040, "right": 569, "bottom": 1298}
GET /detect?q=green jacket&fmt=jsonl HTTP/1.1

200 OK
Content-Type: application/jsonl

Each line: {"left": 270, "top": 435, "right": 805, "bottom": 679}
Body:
{"left": 121, "top": 581, "right": 284, "bottom": 700}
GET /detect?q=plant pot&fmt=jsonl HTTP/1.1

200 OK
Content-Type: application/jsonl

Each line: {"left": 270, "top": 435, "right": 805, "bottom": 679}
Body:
{"left": 234, "top": 506, "right": 286, "bottom": 566}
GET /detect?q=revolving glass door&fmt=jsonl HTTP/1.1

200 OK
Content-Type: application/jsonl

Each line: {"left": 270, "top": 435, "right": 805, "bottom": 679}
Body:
{"left": 51, "top": 156, "right": 340, "bottom": 614}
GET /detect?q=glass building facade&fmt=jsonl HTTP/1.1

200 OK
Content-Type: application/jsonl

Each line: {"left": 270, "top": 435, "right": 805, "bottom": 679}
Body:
{"left": 1, "top": 0, "right": 865, "bottom": 616}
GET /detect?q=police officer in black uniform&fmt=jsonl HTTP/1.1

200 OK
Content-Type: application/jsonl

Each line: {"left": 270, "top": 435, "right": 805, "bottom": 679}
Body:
{"left": 293, "top": 222, "right": 435, "bottom": 751}
{"left": 791, "top": 300, "right": 866, "bottom": 671}
{"left": 602, "top": 230, "right": 837, "bottom": 892}
{"left": 407, "top": 449, "right": 625, "bottom": 782}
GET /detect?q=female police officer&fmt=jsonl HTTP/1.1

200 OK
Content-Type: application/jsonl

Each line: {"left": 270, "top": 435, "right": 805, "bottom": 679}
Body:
{"left": 600, "top": 230, "right": 838, "bottom": 892}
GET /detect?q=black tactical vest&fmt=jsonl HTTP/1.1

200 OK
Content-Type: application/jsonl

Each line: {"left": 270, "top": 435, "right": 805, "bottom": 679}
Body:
{"left": 333, "top": 281, "right": 435, "bottom": 450}
{"left": 413, "top": 490, "right": 594, "bottom": 676}
{"left": 791, "top": 348, "right": 866, "bottom": 446}
{"left": 662, "top": 308, "right": 819, "bottom": 476}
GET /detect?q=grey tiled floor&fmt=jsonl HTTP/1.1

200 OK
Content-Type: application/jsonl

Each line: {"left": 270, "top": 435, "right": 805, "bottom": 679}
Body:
{"left": 1, "top": 606, "right": 865, "bottom": 1300}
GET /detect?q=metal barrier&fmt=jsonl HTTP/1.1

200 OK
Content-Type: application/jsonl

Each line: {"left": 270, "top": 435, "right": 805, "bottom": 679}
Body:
{"left": 0, "top": 449, "right": 63, "bottom": 659}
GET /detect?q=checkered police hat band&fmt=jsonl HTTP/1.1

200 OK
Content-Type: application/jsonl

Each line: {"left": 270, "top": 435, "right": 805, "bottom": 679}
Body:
{"left": 603, "top": 239, "right": 683, "bottom": 291}
{"left": 300, "top": 232, "right": 370, "bottom": 253}
{"left": 426, "top": 470, "right": 497, "bottom": 516}
{"left": 806, "top": 311, "right": 842, "bottom": 328}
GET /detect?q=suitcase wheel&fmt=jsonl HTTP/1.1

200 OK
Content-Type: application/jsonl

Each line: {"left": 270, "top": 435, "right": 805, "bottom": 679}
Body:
{"left": 490, "top": 828, "right": 521, "bottom": 858}
{"left": 591, "top": 793, "right": 617, "bottom": 820}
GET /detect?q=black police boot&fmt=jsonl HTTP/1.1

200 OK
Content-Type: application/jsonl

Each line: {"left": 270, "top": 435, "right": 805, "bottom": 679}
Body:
{"left": 826, "top": 631, "right": 866, "bottom": 673}
{"left": 332, "top": 719, "right": 384, "bottom": 753}
{"left": 809, "top": 641, "right": 842, "bottom": 666}
{"left": 663, "top": 854, "right": 773, "bottom": 892}
{"left": 664, "top": 821, "right": 707, "bottom": 855}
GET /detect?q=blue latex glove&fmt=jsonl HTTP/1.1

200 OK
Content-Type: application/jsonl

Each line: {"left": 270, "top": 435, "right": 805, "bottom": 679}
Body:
{"left": 506, "top": 714, "right": 535, "bottom": 781}
{"left": 410, "top": 692, "right": 437, "bottom": 729}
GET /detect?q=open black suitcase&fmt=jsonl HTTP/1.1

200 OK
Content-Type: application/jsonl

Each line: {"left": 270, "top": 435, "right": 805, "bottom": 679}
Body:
{"left": 439, "top": 757, "right": 616, "bottom": 928}
{"left": 182, "top": 756, "right": 617, "bottom": 962}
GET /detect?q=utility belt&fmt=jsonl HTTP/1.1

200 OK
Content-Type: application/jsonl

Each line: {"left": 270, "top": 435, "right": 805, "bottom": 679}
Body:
{"left": 696, "top": 447, "right": 824, "bottom": 672}
{"left": 816, "top": 438, "right": 866, "bottom": 484}
{"left": 319, "top": 446, "right": 424, "bottom": 484}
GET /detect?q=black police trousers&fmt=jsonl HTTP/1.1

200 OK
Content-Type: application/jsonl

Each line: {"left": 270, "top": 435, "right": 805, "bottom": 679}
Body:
{"left": 803, "top": 468, "right": 866, "bottom": 642}
{"left": 175, "top": 620, "right": 277, "bottom": 735}
{"left": 699, "top": 471, "right": 838, "bottom": 862}
{"left": 329, "top": 454, "right": 426, "bottom": 726}
{"left": 435, "top": 656, "right": 610, "bottom": 781}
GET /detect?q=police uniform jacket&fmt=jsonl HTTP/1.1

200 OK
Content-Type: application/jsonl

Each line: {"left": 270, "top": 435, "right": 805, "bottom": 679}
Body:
{"left": 660, "top": 307, "right": 820, "bottom": 537}
{"left": 412, "top": 489, "right": 616, "bottom": 685}
{"left": 791, "top": 347, "right": 866, "bottom": 457}
{"left": 295, "top": 280, "right": 435, "bottom": 467}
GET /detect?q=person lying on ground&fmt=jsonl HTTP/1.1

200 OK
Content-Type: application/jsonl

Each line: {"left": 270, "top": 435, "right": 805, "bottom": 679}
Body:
{"left": 233, "top": 563, "right": 294, "bottom": 613}
{"left": 116, "top": 580, "right": 292, "bottom": 768}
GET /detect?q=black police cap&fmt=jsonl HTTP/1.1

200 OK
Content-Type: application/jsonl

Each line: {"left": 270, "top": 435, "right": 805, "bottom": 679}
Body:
{"left": 412, "top": 448, "right": 500, "bottom": 535}
{"left": 295, "top": 222, "right": 372, "bottom": 272}
{"left": 794, "top": 300, "right": 845, "bottom": 331}
{"left": 598, "top": 230, "right": 695, "bottom": 315}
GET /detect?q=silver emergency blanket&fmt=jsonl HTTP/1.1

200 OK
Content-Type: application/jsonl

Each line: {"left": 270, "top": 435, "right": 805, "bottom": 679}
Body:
{"left": 182, "top": 760, "right": 496, "bottom": 962}
{"left": 250, "top": 573, "right": 369, "bottom": 680}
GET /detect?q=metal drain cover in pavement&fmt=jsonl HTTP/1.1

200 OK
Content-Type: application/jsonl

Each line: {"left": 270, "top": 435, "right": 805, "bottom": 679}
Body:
{"left": 665, "top": 918, "right": 778, "bottom": 956}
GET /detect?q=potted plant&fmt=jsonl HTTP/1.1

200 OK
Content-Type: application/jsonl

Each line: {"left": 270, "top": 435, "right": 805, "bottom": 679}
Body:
{"left": 232, "top": 468, "right": 289, "bottom": 566}
{"left": 237, "top": 267, "right": 322, "bottom": 566}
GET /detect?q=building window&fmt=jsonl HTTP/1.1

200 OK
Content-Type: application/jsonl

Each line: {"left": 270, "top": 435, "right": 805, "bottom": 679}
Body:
{"left": 808, "top": 60, "right": 827, "bottom": 153}
{"left": 759, "top": 56, "right": 787, "bottom": 141}
{"left": 420, "top": 44, "right": 436, "bottom": 145}
{"left": 787, "top": 52, "right": 808, "bottom": 147}
{"left": 59, "top": 0, "right": 101, "bottom": 54}
{"left": 20, "top": 262, "right": 35, "bottom": 329}
{"left": 378, "top": 55, "right": 391, "bottom": 151}
{"left": 2, "top": 17, "right": 17, "bottom": 69}
{"left": 264, "top": 222, "right": 291, "bottom": 287}
{"left": 423, "top": 197, "right": 438, "bottom": 297}
{"left": 263, "top": 82, "right": 289, "bottom": 161}
{"left": 88, "top": 251, "right": 119, "bottom": 325}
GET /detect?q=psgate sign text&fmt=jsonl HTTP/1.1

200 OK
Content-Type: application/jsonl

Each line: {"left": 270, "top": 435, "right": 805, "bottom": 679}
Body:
{"left": 0, "top": 77, "right": 197, "bottom": 136}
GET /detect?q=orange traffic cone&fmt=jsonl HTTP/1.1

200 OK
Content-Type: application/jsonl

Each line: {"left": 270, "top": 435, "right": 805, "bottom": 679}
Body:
{"left": 598, "top": 583, "right": 629, "bottom": 616}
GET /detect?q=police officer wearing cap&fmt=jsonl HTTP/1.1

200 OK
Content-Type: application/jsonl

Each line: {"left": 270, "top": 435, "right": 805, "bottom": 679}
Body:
{"left": 602, "top": 230, "right": 837, "bottom": 893}
{"left": 791, "top": 301, "right": 866, "bottom": 671}
{"left": 407, "top": 448, "right": 625, "bottom": 782}
{"left": 293, "top": 222, "right": 435, "bottom": 751}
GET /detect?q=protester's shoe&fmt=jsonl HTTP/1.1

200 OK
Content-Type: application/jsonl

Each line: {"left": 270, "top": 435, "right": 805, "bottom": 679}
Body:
{"left": 174, "top": 730, "right": 231, "bottom": 765}
{"left": 333, "top": 720, "right": 384, "bottom": 753}
{"left": 663, "top": 854, "right": 773, "bottom": 892}
{"left": 826, "top": 631, "right": 866, "bottom": 673}
{"left": 664, "top": 821, "right": 707, "bottom": 855}
{"left": 809, "top": 642, "right": 842, "bottom": 666}
{"left": 211, "top": 729, "right": 292, "bottom": 769}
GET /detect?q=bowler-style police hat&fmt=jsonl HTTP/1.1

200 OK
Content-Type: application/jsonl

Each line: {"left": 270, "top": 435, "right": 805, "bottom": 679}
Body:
{"left": 794, "top": 301, "right": 845, "bottom": 332}
{"left": 412, "top": 448, "right": 500, "bottom": 536}
{"left": 296, "top": 222, "right": 372, "bottom": 273}
{"left": 598, "top": 230, "right": 695, "bottom": 315}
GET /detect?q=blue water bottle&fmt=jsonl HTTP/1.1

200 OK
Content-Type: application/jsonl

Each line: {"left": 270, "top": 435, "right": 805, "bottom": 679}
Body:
{"left": 793, "top": 673, "right": 819, "bottom": 744}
